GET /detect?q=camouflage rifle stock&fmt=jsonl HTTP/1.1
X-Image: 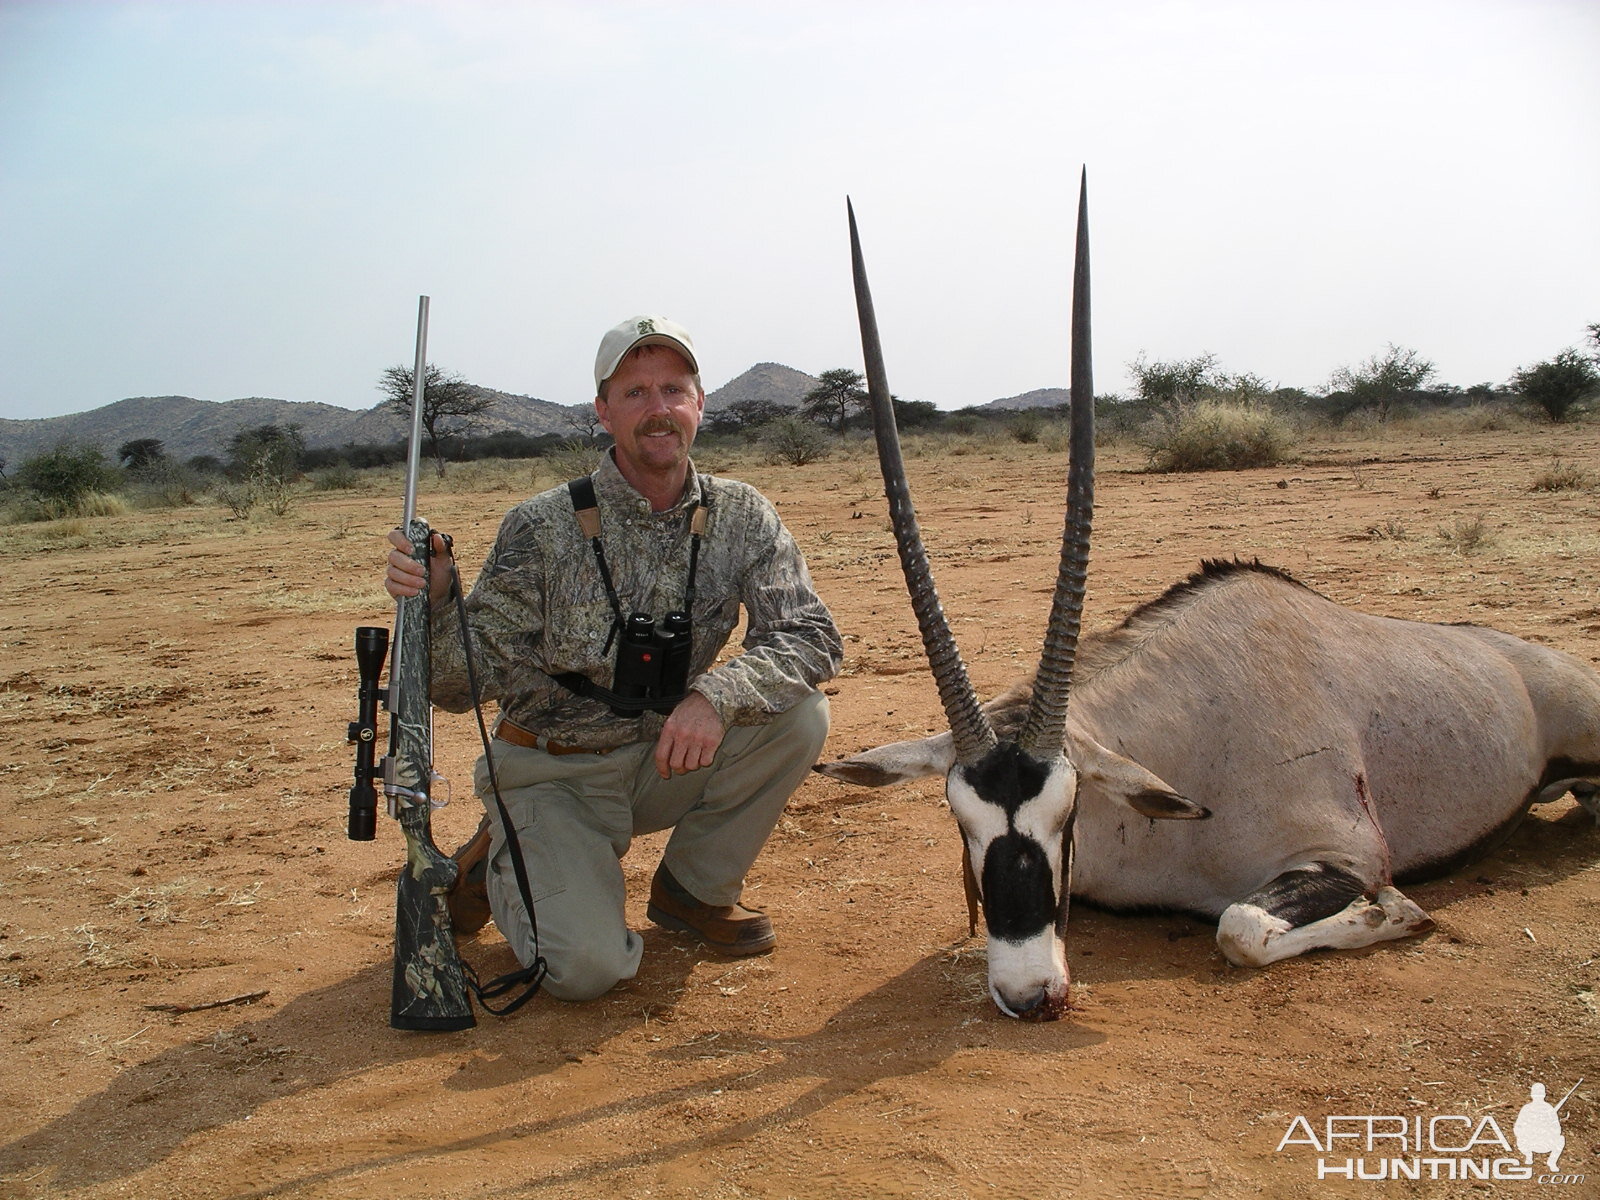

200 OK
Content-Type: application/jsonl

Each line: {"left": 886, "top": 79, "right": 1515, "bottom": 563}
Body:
{"left": 348, "top": 296, "right": 475, "bottom": 1032}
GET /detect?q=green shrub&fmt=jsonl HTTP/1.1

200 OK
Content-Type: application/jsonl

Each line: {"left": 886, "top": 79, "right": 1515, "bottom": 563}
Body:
{"left": 1511, "top": 349, "right": 1599, "bottom": 422}
{"left": 944, "top": 414, "right": 983, "bottom": 437}
{"left": 16, "top": 444, "right": 120, "bottom": 506}
{"left": 763, "top": 417, "right": 832, "bottom": 466}
{"left": 1140, "top": 401, "right": 1294, "bottom": 472}
{"left": 1009, "top": 413, "right": 1044, "bottom": 444}
{"left": 227, "top": 424, "right": 305, "bottom": 482}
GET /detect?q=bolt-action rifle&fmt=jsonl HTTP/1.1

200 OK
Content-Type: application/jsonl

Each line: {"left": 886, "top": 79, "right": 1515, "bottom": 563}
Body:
{"left": 347, "top": 296, "right": 475, "bottom": 1032}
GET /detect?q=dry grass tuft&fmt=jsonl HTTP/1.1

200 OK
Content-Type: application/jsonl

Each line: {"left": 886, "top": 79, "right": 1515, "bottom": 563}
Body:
{"left": 1365, "top": 517, "right": 1410, "bottom": 542}
{"left": 1530, "top": 459, "right": 1592, "bottom": 492}
{"left": 73, "top": 923, "right": 148, "bottom": 970}
{"left": 1437, "top": 514, "right": 1496, "bottom": 555}
{"left": 110, "top": 877, "right": 211, "bottom": 925}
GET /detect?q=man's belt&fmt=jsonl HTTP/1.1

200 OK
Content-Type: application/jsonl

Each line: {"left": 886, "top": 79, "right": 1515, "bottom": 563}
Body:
{"left": 493, "top": 718, "right": 614, "bottom": 756}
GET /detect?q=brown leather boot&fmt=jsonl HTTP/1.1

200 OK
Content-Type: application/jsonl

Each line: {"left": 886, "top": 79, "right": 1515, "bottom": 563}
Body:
{"left": 647, "top": 865, "right": 775, "bottom": 956}
{"left": 447, "top": 817, "right": 493, "bottom": 936}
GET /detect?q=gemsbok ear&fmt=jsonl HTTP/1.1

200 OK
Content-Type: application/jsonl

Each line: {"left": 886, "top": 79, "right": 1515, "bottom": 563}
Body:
{"left": 812, "top": 731, "right": 957, "bottom": 787}
{"left": 1065, "top": 722, "right": 1208, "bottom": 820}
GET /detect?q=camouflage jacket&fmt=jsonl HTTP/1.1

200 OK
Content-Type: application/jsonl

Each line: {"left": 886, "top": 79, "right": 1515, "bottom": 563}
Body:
{"left": 428, "top": 452, "right": 841, "bottom": 749}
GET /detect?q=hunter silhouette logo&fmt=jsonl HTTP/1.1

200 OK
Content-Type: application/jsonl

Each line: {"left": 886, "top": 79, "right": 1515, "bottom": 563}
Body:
{"left": 1515, "top": 1080, "right": 1579, "bottom": 1171}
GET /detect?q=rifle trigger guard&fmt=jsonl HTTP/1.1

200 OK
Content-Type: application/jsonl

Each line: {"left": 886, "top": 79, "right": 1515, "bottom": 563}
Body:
{"left": 383, "top": 781, "right": 430, "bottom": 818}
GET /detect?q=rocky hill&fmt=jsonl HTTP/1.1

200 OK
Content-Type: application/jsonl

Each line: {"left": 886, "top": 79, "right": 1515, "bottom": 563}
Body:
{"left": 705, "top": 363, "right": 817, "bottom": 411}
{"left": 980, "top": 387, "right": 1071, "bottom": 411}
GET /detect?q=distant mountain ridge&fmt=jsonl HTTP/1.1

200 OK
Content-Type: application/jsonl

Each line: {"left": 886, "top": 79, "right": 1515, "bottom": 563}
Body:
{"left": 0, "top": 390, "right": 589, "bottom": 465}
{"left": 980, "top": 387, "right": 1071, "bottom": 411}
{"left": 0, "top": 364, "right": 1057, "bottom": 465}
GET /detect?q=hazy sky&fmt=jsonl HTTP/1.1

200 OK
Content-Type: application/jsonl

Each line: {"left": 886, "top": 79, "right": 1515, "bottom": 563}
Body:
{"left": 2, "top": 0, "right": 1596, "bottom": 422}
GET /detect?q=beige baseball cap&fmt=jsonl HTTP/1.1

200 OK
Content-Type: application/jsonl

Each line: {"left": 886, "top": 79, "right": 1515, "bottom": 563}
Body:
{"left": 594, "top": 315, "right": 700, "bottom": 389}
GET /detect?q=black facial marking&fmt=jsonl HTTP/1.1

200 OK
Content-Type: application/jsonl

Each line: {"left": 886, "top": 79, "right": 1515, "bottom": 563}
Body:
{"left": 965, "top": 742, "right": 1051, "bottom": 817}
{"left": 1243, "top": 863, "right": 1366, "bottom": 929}
{"left": 982, "top": 832, "right": 1057, "bottom": 942}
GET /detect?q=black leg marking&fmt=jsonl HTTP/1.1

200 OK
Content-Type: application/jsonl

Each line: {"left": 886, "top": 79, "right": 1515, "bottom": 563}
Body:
{"left": 1220, "top": 864, "right": 1431, "bottom": 966}
{"left": 1244, "top": 862, "right": 1367, "bottom": 929}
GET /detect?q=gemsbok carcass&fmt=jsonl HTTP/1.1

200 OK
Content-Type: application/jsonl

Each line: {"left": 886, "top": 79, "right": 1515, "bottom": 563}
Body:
{"left": 822, "top": 174, "right": 1600, "bottom": 1020}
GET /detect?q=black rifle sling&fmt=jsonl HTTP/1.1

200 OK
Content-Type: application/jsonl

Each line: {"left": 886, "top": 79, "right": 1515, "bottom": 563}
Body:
{"left": 554, "top": 475, "right": 710, "bottom": 713}
{"left": 447, "top": 560, "right": 548, "bottom": 1015}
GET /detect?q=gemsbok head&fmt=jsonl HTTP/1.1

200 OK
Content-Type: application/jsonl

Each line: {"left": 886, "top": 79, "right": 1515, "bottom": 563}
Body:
{"left": 837, "top": 174, "right": 1207, "bottom": 1019}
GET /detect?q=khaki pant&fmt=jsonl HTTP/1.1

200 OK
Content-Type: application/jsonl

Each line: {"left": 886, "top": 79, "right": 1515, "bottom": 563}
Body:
{"left": 473, "top": 691, "right": 829, "bottom": 1001}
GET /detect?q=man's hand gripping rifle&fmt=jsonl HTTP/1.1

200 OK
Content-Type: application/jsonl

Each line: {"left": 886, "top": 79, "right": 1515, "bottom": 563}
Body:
{"left": 347, "top": 296, "right": 475, "bottom": 1032}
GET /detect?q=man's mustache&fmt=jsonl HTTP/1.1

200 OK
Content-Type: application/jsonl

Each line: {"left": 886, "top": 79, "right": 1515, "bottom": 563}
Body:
{"left": 639, "top": 417, "right": 684, "bottom": 437}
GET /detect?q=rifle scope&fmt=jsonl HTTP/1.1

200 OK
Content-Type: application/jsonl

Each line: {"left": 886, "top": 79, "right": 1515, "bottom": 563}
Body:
{"left": 347, "top": 625, "right": 390, "bottom": 841}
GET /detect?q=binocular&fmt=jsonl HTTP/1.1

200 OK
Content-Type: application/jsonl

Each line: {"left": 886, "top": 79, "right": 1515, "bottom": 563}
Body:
{"left": 610, "top": 610, "right": 692, "bottom": 716}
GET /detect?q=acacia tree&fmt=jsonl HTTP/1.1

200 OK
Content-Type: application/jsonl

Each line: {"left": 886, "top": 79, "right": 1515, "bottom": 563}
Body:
{"left": 1327, "top": 345, "right": 1436, "bottom": 423}
{"left": 721, "top": 398, "right": 793, "bottom": 431}
{"left": 800, "top": 368, "right": 868, "bottom": 432}
{"left": 377, "top": 363, "right": 496, "bottom": 476}
{"left": 118, "top": 438, "right": 167, "bottom": 471}
{"left": 227, "top": 424, "right": 305, "bottom": 483}
{"left": 560, "top": 405, "right": 606, "bottom": 445}
{"left": 1511, "top": 349, "right": 1600, "bottom": 423}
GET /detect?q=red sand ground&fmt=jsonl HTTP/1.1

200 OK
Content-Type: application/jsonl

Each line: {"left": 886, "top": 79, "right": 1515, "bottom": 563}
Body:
{"left": 2, "top": 422, "right": 1597, "bottom": 1198}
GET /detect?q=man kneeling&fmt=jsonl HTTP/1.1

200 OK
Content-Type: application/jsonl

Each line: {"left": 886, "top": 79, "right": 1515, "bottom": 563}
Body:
{"left": 384, "top": 316, "right": 841, "bottom": 1000}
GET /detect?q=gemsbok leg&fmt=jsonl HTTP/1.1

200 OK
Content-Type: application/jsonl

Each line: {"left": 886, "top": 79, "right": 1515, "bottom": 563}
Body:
{"left": 1215, "top": 861, "right": 1433, "bottom": 967}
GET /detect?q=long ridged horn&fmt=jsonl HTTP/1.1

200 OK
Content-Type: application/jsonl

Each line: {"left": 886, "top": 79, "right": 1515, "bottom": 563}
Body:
{"left": 1017, "top": 169, "right": 1094, "bottom": 760}
{"left": 848, "top": 199, "right": 997, "bottom": 765}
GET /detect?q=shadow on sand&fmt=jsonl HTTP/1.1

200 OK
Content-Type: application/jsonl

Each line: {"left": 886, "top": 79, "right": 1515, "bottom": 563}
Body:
{"left": 5, "top": 806, "right": 1588, "bottom": 1195}
{"left": 0, "top": 931, "right": 1106, "bottom": 1196}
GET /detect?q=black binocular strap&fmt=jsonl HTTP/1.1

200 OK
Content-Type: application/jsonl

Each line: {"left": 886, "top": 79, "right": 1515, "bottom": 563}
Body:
{"left": 565, "top": 476, "right": 711, "bottom": 638}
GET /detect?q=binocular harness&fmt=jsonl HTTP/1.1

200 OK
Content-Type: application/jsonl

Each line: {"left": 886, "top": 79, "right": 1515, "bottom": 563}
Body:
{"left": 552, "top": 475, "right": 711, "bottom": 717}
